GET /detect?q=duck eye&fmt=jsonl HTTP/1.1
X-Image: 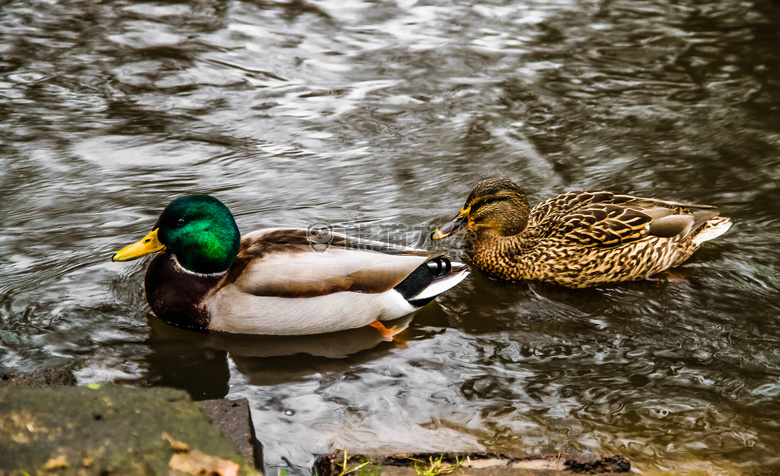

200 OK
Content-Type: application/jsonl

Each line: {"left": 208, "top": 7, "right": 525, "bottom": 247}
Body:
{"left": 176, "top": 218, "right": 186, "bottom": 227}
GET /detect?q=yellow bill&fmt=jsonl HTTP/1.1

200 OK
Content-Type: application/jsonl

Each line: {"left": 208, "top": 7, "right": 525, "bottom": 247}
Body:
{"left": 112, "top": 228, "right": 165, "bottom": 261}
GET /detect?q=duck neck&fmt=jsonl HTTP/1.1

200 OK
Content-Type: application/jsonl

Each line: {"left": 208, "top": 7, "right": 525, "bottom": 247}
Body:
{"left": 465, "top": 228, "right": 536, "bottom": 281}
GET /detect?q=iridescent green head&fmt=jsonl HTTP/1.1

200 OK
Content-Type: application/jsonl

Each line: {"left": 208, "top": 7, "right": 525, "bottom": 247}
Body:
{"left": 113, "top": 195, "right": 241, "bottom": 274}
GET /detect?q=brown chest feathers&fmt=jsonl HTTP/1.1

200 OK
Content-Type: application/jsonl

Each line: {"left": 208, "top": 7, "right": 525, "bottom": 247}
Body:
{"left": 144, "top": 253, "right": 223, "bottom": 330}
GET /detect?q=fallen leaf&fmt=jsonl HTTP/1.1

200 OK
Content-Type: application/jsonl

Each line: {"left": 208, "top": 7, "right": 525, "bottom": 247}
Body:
{"left": 42, "top": 455, "right": 68, "bottom": 471}
{"left": 162, "top": 431, "right": 190, "bottom": 453}
{"left": 169, "top": 450, "right": 239, "bottom": 476}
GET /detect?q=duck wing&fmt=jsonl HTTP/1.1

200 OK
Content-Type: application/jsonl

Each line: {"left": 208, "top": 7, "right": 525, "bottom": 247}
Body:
{"left": 528, "top": 191, "right": 619, "bottom": 227}
{"left": 222, "top": 228, "right": 456, "bottom": 298}
{"left": 530, "top": 192, "right": 721, "bottom": 248}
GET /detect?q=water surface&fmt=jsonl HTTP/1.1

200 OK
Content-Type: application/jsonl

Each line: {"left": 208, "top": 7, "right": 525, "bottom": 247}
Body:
{"left": 2, "top": 0, "right": 779, "bottom": 474}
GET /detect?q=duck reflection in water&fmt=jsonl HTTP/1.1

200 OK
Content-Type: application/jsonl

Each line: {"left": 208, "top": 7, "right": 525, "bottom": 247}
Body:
{"left": 137, "top": 313, "right": 417, "bottom": 395}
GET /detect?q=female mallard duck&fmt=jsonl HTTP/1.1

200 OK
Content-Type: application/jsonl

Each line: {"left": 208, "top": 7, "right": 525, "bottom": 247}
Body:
{"left": 431, "top": 178, "right": 731, "bottom": 288}
{"left": 113, "top": 195, "right": 468, "bottom": 336}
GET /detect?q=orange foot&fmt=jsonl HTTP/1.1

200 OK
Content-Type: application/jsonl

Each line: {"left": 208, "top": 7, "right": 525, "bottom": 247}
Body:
{"left": 368, "top": 320, "right": 405, "bottom": 342}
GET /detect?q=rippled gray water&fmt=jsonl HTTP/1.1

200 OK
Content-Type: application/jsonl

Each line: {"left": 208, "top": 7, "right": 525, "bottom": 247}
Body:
{"left": 2, "top": 0, "right": 779, "bottom": 474}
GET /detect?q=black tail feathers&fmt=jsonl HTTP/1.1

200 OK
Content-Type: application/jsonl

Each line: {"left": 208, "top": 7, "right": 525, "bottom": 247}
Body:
{"left": 394, "top": 256, "right": 454, "bottom": 306}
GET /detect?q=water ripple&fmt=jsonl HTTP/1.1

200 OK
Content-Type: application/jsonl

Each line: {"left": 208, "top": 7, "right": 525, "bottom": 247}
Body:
{"left": 1, "top": 0, "right": 779, "bottom": 474}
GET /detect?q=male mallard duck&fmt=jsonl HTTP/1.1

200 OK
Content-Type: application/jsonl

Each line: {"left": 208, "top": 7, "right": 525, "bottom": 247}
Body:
{"left": 431, "top": 178, "right": 731, "bottom": 288}
{"left": 113, "top": 195, "right": 468, "bottom": 336}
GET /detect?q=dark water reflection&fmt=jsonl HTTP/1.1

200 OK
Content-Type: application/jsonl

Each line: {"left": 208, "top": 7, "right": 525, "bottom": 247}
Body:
{"left": 2, "top": 0, "right": 780, "bottom": 474}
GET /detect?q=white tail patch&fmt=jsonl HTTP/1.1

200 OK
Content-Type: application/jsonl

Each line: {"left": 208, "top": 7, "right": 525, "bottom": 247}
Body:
{"left": 409, "top": 267, "right": 470, "bottom": 302}
{"left": 692, "top": 217, "right": 732, "bottom": 246}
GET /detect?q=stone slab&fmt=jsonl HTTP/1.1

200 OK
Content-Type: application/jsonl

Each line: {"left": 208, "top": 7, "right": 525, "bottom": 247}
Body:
{"left": 199, "top": 398, "right": 264, "bottom": 470}
{"left": 0, "top": 384, "right": 261, "bottom": 475}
